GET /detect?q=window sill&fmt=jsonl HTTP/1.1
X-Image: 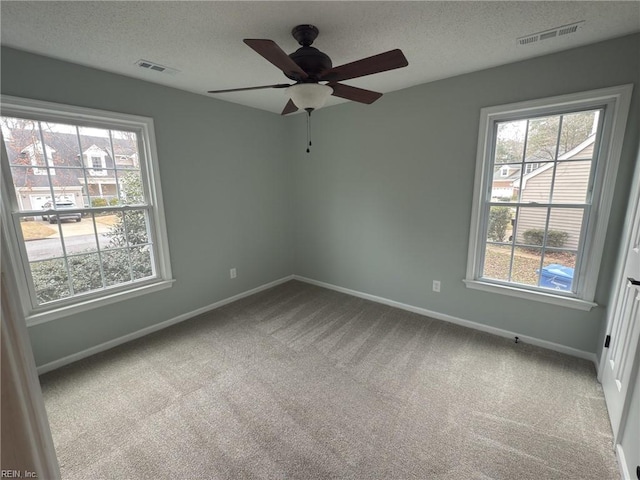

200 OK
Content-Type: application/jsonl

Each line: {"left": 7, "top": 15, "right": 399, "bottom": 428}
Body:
{"left": 25, "top": 279, "right": 175, "bottom": 326}
{"left": 463, "top": 279, "right": 598, "bottom": 311}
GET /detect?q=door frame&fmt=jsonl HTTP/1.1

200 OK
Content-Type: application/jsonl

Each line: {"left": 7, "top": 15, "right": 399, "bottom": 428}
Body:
{"left": 0, "top": 213, "right": 61, "bottom": 478}
{"left": 598, "top": 140, "right": 640, "bottom": 446}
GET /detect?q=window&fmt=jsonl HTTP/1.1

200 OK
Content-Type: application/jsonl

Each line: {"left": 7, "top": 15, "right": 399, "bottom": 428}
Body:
{"left": 465, "top": 85, "right": 633, "bottom": 310}
{"left": 1, "top": 95, "right": 173, "bottom": 324}
{"left": 90, "top": 155, "right": 106, "bottom": 175}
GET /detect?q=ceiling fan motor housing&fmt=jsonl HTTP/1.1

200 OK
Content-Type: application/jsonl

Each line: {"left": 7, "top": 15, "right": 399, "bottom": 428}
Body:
{"left": 286, "top": 24, "right": 332, "bottom": 81}
{"left": 287, "top": 47, "right": 332, "bottom": 80}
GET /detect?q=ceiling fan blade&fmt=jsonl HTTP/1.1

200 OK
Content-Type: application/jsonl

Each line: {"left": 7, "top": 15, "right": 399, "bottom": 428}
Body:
{"left": 321, "top": 49, "right": 408, "bottom": 83}
{"left": 329, "top": 83, "right": 383, "bottom": 104}
{"left": 281, "top": 99, "right": 298, "bottom": 115}
{"left": 244, "top": 39, "right": 308, "bottom": 79}
{"left": 207, "top": 84, "right": 291, "bottom": 94}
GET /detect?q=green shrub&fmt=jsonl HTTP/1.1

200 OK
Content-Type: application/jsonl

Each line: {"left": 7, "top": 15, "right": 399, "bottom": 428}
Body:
{"left": 91, "top": 197, "right": 108, "bottom": 208}
{"left": 30, "top": 173, "right": 150, "bottom": 303}
{"left": 522, "top": 228, "right": 568, "bottom": 248}
{"left": 108, "top": 198, "right": 120, "bottom": 206}
{"left": 488, "top": 207, "right": 512, "bottom": 242}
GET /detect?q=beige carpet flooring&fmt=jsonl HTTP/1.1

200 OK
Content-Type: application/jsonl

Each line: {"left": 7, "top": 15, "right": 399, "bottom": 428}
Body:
{"left": 40, "top": 280, "right": 619, "bottom": 479}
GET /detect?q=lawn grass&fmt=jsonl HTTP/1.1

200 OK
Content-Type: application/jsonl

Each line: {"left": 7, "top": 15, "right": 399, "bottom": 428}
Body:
{"left": 484, "top": 244, "right": 576, "bottom": 286}
{"left": 21, "top": 222, "right": 57, "bottom": 240}
{"left": 95, "top": 214, "right": 120, "bottom": 226}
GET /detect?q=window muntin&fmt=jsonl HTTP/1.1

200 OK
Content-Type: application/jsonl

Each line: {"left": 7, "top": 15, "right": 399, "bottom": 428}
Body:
{"left": 466, "top": 85, "right": 633, "bottom": 309}
{"left": 1, "top": 96, "right": 172, "bottom": 322}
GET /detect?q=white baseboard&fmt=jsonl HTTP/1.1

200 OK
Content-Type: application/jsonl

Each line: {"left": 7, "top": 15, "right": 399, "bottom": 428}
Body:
{"left": 293, "top": 275, "right": 599, "bottom": 366}
{"left": 616, "top": 444, "right": 631, "bottom": 480}
{"left": 36, "top": 275, "right": 294, "bottom": 375}
{"left": 37, "top": 274, "right": 599, "bottom": 375}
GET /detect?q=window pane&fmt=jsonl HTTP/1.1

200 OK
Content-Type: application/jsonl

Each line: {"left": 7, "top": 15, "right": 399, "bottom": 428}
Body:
{"left": 103, "top": 249, "right": 132, "bottom": 286}
{"left": 131, "top": 246, "right": 153, "bottom": 280}
{"left": 117, "top": 170, "right": 145, "bottom": 205}
{"left": 495, "top": 120, "right": 526, "bottom": 164}
{"left": 524, "top": 115, "right": 560, "bottom": 162}
{"left": 48, "top": 168, "right": 85, "bottom": 208}
{"left": 97, "top": 212, "right": 124, "bottom": 250}
{"left": 514, "top": 207, "right": 548, "bottom": 246}
{"left": 487, "top": 206, "right": 515, "bottom": 242}
{"left": 111, "top": 130, "right": 140, "bottom": 170}
{"left": 31, "top": 258, "right": 71, "bottom": 303}
{"left": 78, "top": 127, "right": 118, "bottom": 207}
{"left": 59, "top": 216, "right": 98, "bottom": 255}
{"left": 87, "top": 169, "right": 119, "bottom": 207}
{"left": 491, "top": 165, "right": 520, "bottom": 202}
{"left": 558, "top": 110, "right": 600, "bottom": 158}
{"left": 548, "top": 208, "right": 584, "bottom": 251}
{"left": 68, "top": 253, "right": 103, "bottom": 294}
{"left": 39, "top": 121, "right": 83, "bottom": 167}
{"left": 124, "top": 210, "right": 149, "bottom": 245}
{"left": 539, "top": 251, "right": 577, "bottom": 292}
{"left": 78, "top": 126, "right": 114, "bottom": 168}
{"left": 511, "top": 246, "right": 542, "bottom": 287}
{"left": 549, "top": 161, "right": 592, "bottom": 204}
{"left": 2, "top": 117, "right": 40, "bottom": 165}
{"left": 519, "top": 162, "right": 554, "bottom": 204}
{"left": 21, "top": 219, "right": 64, "bottom": 261}
{"left": 482, "top": 244, "right": 512, "bottom": 282}
{"left": 10, "top": 165, "right": 54, "bottom": 213}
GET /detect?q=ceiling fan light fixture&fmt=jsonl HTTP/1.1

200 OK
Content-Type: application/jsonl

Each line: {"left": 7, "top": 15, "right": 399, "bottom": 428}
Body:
{"left": 287, "top": 83, "right": 333, "bottom": 111}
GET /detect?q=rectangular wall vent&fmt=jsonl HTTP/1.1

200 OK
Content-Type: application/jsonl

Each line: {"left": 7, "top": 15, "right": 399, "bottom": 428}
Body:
{"left": 558, "top": 24, "right": 580, "bottom": 36}
{"left": 539, "top": 31, "right": 558, "bottom": 41}
{"left": 517, "top": 21, "right": 584, "bottom": 46}
{"left": 135, "top": 59, "right": 179, "bottom": 75}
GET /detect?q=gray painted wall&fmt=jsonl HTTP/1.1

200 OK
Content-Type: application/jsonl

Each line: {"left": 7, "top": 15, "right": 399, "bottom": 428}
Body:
{"left": 290, "top": 34, "right": 639, "bottom": 354}
{"left": 1, "top": 34, "right": 638, "bottom": 367}
{"left": 1, "top": 47, "right": 294, "bottom": 367}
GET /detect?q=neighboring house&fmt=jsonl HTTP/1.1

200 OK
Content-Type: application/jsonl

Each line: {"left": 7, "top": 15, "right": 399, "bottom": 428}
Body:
{"left": 491, "top": 162, "right": 541, "bottom": 199}
{"left": 11, "top": 140, "right": 84, "bottom": 212}
{"left": 491, "top": 164, "right": 520, "bottom": 199}
{"left": 4, "top": 127, "right": 139, "bottom": 215}
{"left": 513, "top": 134, "right": 596, "bottom": 250}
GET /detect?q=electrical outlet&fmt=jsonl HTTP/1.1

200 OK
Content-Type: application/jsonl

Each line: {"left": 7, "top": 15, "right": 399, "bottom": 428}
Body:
{"left": 432, "top": 280, "right": 441, "bottom": 293}
{"left": 230, "top": 268, "right": 237, "bottom": 279}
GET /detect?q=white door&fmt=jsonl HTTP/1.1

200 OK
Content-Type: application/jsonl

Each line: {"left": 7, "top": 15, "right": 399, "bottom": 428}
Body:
{"left": 601, "top": 180, "right": 640, "bottom": 441}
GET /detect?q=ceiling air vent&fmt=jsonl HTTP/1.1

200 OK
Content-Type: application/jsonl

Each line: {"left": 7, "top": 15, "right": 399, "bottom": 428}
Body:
{"left": 135, "top": 59, "right": 179, "bottom": 75}
{"left": 517, "top": 21, "right": 585, "bottom": 46}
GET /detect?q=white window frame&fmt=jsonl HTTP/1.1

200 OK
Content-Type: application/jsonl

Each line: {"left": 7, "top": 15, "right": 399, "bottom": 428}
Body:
{"left": 1, "top": 95, "right": 174, "bottom": 325}
{"left": 464, "top": 85, "right": 633, "bottom": 311}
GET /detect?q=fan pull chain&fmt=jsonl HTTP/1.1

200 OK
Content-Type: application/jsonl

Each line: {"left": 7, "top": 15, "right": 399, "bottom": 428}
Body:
{"left": 306, "top": 108, "right": 313, "bottom": 153}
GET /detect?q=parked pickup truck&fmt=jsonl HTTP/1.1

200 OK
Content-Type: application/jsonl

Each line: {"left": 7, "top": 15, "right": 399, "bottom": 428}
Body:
{"left": 41, "top": 200, "right": 82, "bottom": 223}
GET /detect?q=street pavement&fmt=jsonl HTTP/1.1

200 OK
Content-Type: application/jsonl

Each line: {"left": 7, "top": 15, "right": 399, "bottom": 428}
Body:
{"left": 25, "top": 219, "right": 112, "bottom": 261}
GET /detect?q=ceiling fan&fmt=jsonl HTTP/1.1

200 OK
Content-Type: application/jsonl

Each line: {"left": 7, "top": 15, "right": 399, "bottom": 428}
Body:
{"left": 207, "top": 24, "right": 409, "bottom": 115}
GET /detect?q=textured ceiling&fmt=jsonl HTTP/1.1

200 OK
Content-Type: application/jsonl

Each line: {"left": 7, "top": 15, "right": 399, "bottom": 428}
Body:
{"left": 1, "top": 1, "right": 639, "bottom": 114}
